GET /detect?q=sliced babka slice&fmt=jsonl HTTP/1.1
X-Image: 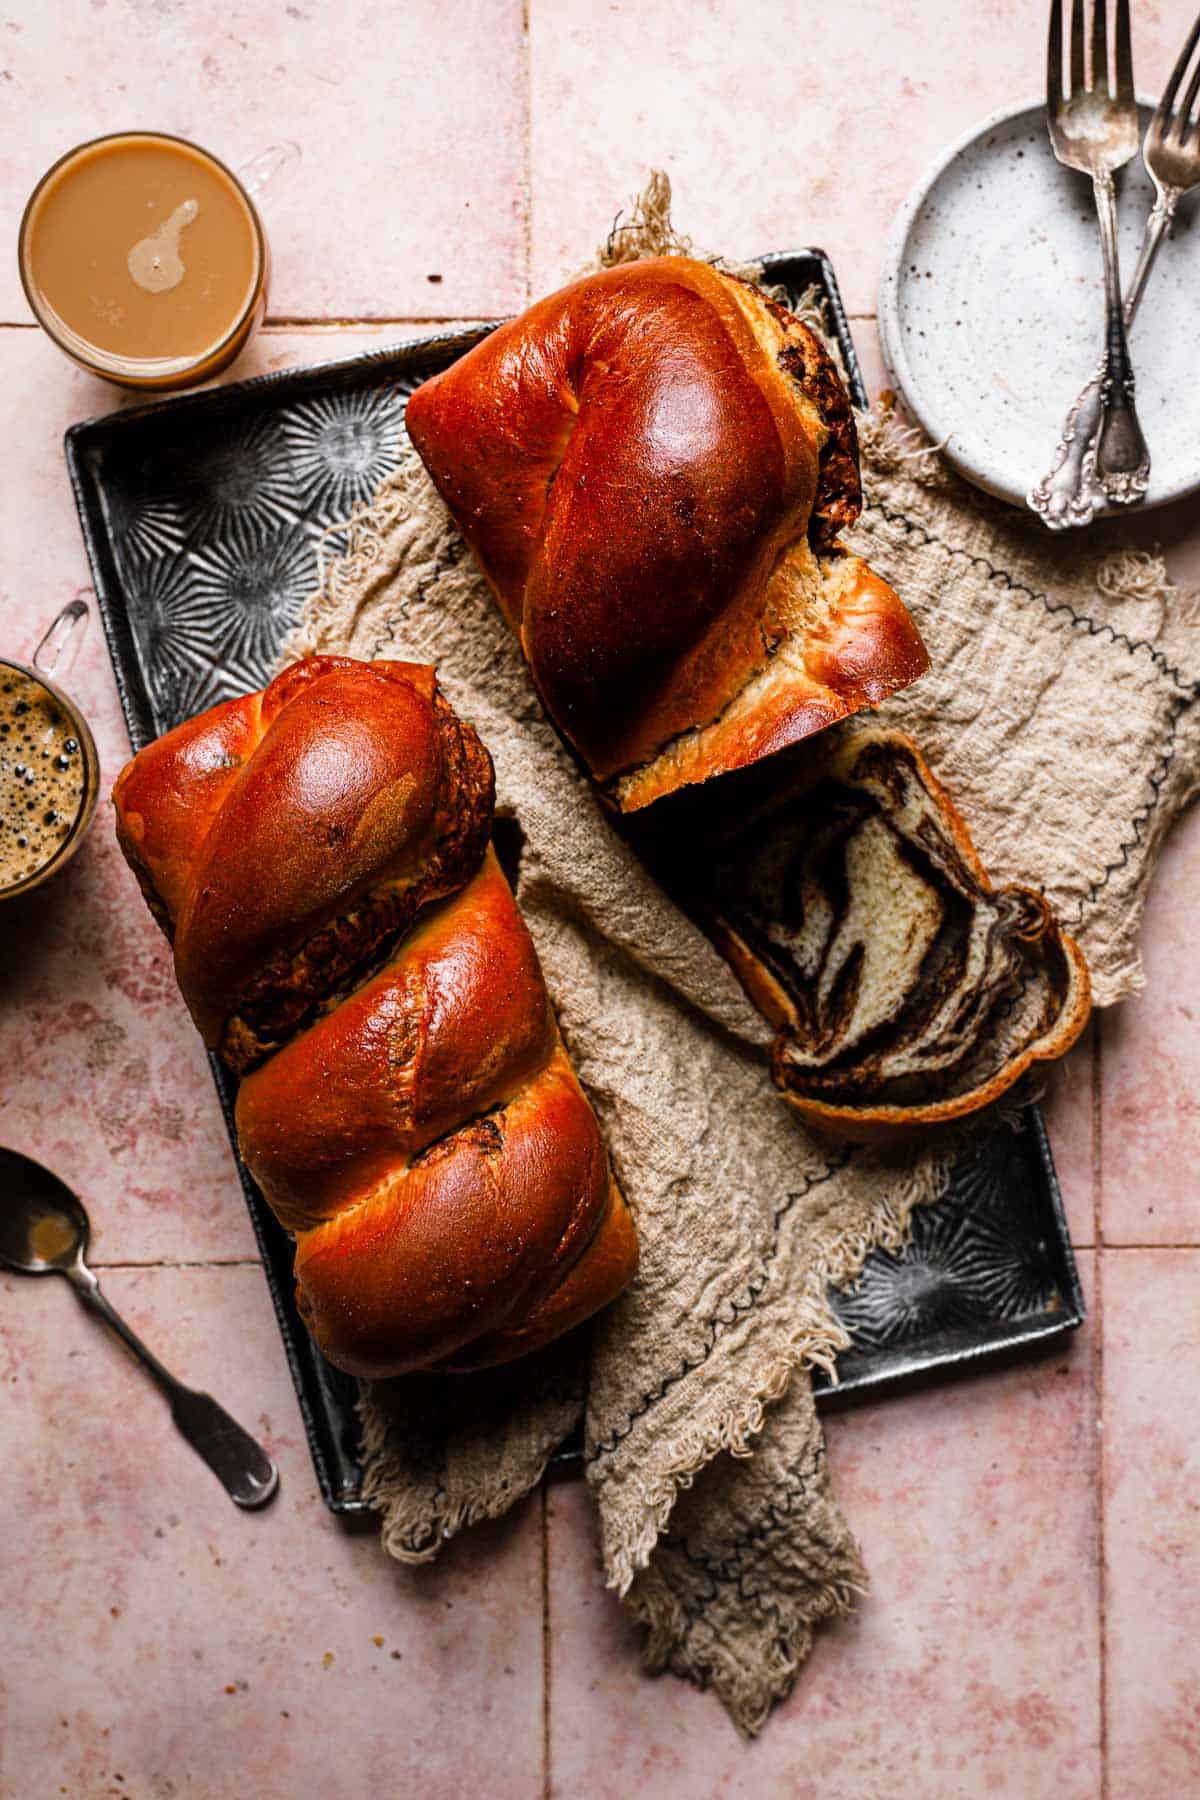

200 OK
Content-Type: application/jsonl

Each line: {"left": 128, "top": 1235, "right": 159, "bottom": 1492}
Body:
{"left": 696, "top": 728, "right": 1090, "bottom": 1138}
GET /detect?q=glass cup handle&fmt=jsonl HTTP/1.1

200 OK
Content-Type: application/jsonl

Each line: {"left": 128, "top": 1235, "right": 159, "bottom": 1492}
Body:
{"left": 33, "top": 594, "right": 90, "bottom": 683}
{"left": 235, "top": 142, "right": 301, "bottom": 203}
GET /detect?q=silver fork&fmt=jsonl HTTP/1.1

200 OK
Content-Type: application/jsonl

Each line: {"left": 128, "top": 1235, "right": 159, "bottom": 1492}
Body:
{"left": 1030, "top": 9, "right": 1200, "bottom": 529}
{"left": 1028, "top": 0, "right": 1148, "bottom": 528}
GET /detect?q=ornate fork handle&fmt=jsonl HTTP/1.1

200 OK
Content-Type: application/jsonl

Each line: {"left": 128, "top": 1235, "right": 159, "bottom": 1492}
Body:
{"left": 1027, "top": 363, "right": 1109, "bottom": 528}
{"left": 1029, "top": 192, "right": 1175, "bottom": 530}
{"left": 1091, "top": 168, "right": 1150, "bottom": 501}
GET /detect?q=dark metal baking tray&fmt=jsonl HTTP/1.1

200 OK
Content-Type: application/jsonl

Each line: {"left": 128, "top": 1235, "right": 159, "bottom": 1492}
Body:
{"left": 64, "top": 250, "right": 1085, "bottom": 1515}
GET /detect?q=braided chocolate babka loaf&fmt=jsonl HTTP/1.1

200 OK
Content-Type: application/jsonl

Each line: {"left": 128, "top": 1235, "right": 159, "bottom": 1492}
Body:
{"left": 113, "top": 655, "right": 636, "bottom": 1376}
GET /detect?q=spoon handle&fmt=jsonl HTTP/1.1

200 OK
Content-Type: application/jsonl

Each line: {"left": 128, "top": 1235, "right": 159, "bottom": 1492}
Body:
{"left": 66, "top": 1262, "right": 279, "bottom": 1510}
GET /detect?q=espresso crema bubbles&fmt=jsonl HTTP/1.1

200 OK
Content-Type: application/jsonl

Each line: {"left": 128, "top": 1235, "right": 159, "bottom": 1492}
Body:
{"left": 0, "top": 668, "right": 88, "bottom": 889}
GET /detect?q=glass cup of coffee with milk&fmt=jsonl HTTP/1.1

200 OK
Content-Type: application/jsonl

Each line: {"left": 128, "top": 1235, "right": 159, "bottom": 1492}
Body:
{"left": 18, "top": 131, "right": 296, "bottom": 390}
{"left": 0, "top": 599, "right": 100, "bottom": 901}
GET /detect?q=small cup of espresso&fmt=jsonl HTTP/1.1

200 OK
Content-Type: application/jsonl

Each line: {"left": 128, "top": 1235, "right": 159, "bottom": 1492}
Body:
{"left": 0, "top": 600, "right": 100, "bottom": 902}
{"left": 18, "top": 132, "right": 294, "bottom": 391}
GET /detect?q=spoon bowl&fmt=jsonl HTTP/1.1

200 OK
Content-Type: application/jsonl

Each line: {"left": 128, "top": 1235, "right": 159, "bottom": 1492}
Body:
{"left": 0, "top": 1146, "right": 90, "bottom": 1273}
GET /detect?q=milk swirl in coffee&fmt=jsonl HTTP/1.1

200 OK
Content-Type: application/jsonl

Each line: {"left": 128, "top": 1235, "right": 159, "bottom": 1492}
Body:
{"left": 0, "top": 668, "right": 87, "bottom": 889}
{"left": 20, "top": 134, "right": 263, "bottom": 386}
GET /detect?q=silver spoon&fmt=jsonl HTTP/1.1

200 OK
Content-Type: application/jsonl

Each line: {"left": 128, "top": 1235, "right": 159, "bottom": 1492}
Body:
{"left": 0, "top": 1146, "right": 278, "bottom": 1509}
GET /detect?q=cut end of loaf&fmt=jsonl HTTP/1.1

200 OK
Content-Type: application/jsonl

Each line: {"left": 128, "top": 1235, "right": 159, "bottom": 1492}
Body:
{"left": 690, "top": 726, "right": 1091, "bottom": 1138}
{"left": 776, "top": 930, "right": 1091, "bottom": 1142}
{"left": 612, "top": 550, "right": 929, "bottom": 813}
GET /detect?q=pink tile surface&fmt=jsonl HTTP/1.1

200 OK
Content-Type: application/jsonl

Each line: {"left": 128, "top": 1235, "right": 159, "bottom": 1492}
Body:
{"left": 1101, "top": 801, "right": 1200, "bottom": 1245}
{"left": 528, "top": 1, "right": 1196, "bottom": 316}
{"left": 548, "top": 1257, "right": 1099, "bottom": 1797}
{"left": 0, "top": 1263, "right": 543, "bottom": 1799}
{"left": 853, "top": 325, "right": 889, "bottom": 405}
{"left": 0, "top": 826, "right": 259, "bottom": 1267}
{"left": 1103, "top": 1250, "right": 1200, "bottom": 1797}
{"left": 0, "top": 1, "right": 526, "bottom": 323}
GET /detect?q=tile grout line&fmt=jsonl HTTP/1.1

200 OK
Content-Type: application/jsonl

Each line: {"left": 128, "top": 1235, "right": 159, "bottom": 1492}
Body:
{"left": 90, "top": 1258, "right": 263, "bottom": 1270}
{"left": 1101, "top": 1015, "right": 1108, "bottom": 1252}
{"left": 0, "top": 316, "right": 484, "bottom": 330}
{"left": 540, "top": 1483, "right": 553, "bottom": 1800}
{"left": 1087, "top": 1242, "right": 1200, "bottom": 1250}
{"left": 1093, "top": 1012, "right": 1109, "bottom": 1800}
{"left": 0, "top": 311, "right": 884, "bottom": 331}
{"left": 521, "top": 0, "right": 533, "bottom": 306}
{"left": 257, "top": 316, "right": 502, "bottom": 329}
{"left": 1096, "top": 1247, "right": 1110, "bottom": 1800}
{"left": 75, "top": 1244, "right": 1200, "bottom": 1272}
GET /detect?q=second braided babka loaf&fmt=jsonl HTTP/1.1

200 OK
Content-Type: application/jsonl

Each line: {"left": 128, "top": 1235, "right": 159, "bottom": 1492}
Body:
{"left": 112, "top": 655, "right": 636, "bottom": 1377}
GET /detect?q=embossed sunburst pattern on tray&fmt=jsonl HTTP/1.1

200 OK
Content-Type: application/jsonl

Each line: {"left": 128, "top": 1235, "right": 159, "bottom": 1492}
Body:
{"left": 65, "top": 253, "right": 1084, "bottom": 1512}
{"left": 818, "top": 1112, "right": 1077, "bottom": 1402}
{"left": 87, "top": 381, "right": 410, "bottom": 723}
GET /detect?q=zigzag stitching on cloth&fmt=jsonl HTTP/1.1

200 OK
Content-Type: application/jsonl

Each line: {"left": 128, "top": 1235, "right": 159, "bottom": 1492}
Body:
{"left": 587, "top": 1151, "right": 854, "bottom": 1467}
{"left": 660, "top": 1526, "right": 794, "bottom": 1658}
{"left": 663, "top": 1441, "right": 827, "bottom": 1596}
{"left": 1071, "top": 691, "right": 1188, "bottom": 924}
{"left": 657, "top": 1479, "right": 860, "bottom": 1662}
{"left": 865, "top": 500, "right": 1198, "bottom": 924}
{"left": 369, "top": 539, "right": 469, "bottom": 660}
{"left": 864, "top": 499, "right": 1200, "bottom": 700}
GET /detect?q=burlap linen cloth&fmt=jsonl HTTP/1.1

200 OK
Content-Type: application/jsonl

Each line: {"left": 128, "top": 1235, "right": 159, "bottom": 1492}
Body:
{"left": 284, "top": 186, "right": 1200, "bottom": 1735}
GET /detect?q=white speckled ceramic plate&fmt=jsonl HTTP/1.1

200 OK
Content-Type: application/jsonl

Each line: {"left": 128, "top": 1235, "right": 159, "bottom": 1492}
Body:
{"left": 878, "top": 98, "right": 1200, "bottom": 516}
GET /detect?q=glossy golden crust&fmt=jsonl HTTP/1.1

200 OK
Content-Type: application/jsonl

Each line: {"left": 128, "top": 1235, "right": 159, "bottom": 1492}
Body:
{"left": 113, "top": 656, "right": 495, "bottom": 1064}
{"left": 440, "top": 1176, "right": 637, "bottom": 1370}
{"left": 112, "top": 659, "right": 636, "bottom": 1378}
{"left": 235, "top": 850, "right": 556, "bottom": 1230}
{"left": 293, "top": 1045, "right": 613, "bottom": 1376}
{"left": 406, "top": 256, "right": 928, "bottom": 808}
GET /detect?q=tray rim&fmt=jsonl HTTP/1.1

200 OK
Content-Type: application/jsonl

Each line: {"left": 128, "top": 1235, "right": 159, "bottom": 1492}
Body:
{"left": 64, "top": 248, "right": 1085, "bottom": 1516}
{"left": 64, "top": 317, "right": 500, "bottom": 758}
{"left": 813, "top": 1109, "right": 1084, "bottom": 1407}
